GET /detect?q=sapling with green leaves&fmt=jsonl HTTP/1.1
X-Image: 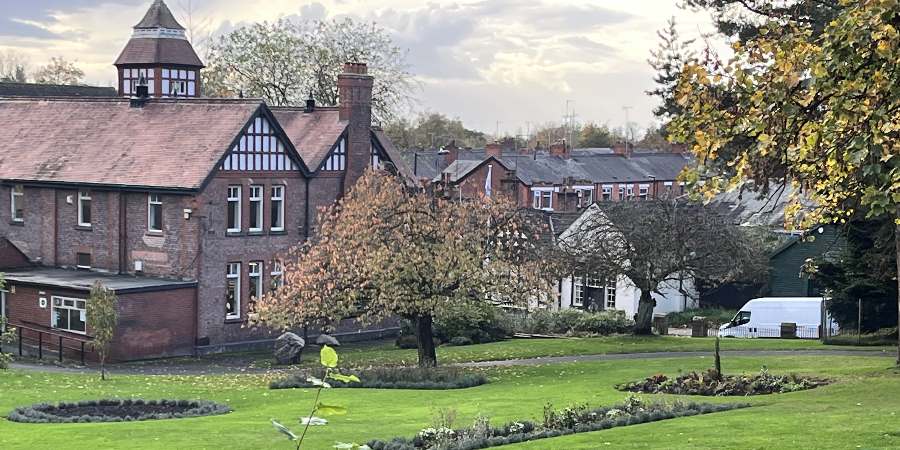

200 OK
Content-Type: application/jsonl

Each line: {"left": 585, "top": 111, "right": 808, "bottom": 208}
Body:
{"left": 271, "top": 345, "right": 368, "bottom": 450}
{"left": 86, "top": 281, "right": 118, "bottom": 380}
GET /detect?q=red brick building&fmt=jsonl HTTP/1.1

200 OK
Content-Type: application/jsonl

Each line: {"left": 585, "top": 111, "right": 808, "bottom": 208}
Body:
{"left": 0, "top": 0, "right": 409, "bottom": 361}
{"left": 409, "top": 141, "right": 691, "bottom": 212}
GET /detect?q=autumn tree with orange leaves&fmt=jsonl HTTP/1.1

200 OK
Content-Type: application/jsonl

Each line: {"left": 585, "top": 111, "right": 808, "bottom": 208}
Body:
{"left": 252, "top": 170, "right": 558, "bottom": 367}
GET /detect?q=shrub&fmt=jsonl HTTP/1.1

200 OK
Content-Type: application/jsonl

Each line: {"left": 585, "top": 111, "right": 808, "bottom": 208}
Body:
{"left": 270, "top": 366, "right": 488, "bottom": 390}
{"left": 434, "top": 307, "right": 512, "bottom": 344}
{"left": 617, "top": 367, "right": 829, "bottom": 396}
{"left": 367, "top": 398, "right": 750, "bottom": 450}
{"left": 7, "top": 399, "right": 231, "bottom": 424}
{"left": 511, "top": 309, "right": 633, "bottom": 336}
{"left": 449, "top": 336, "right": 474, "bottom": 346}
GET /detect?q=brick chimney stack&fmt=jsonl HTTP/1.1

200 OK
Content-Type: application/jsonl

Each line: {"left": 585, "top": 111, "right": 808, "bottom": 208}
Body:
{"left": 338, "top": 62, "right": 374, "bottom": 188}
{"left": 549, "top": 140, "right": 570, "bottom": 158}
{"left": 485, "top": 142, "right": 503, "bottom": 159}
{"left": 442, "top": 140, "right": 460, "bottom": 166}
{"left": 613, "top": 142, "right": 632, "bottom": 158}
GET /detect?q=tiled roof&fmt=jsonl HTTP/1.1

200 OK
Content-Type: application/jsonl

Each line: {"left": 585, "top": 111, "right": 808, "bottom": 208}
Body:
{"left": 135, "top": 0, "right": 185, "bottom": 30}
{"left": 431, "top": 149, "right": 691, "bottom": 186}
{"left": 0, "top": 82, "right": 117, "bottom": 98}
{"left": 114, "top": 37, "right": 204, "bottom": 67}
{"left": 372, "top": 129, "right": 418, "bottom": 184}
{"left": 271, "top": 107, "right": 347, "bottom": 171}
{"left": 0, "top": 97, "right": 262, "bottom": 190}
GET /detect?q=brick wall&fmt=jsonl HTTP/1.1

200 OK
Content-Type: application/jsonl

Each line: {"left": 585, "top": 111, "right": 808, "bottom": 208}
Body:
{"left": 194, "top": 171, "right": 307, "bottom": 345}
{"left": 4, "top": 284, "right": 196, "bottom": 361}
{"left": 0, "top": 238, "right": 30, "bottom": 269}
{"left": 113, "top": 287, "right": 196, "bottom": 360}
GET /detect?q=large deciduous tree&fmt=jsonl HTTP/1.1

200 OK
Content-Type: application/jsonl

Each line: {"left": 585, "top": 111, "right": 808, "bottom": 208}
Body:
{"left": 252, "top": 170, "right": 556, "bottom": 367}
{"left": 668, "top": 1, "right": 900, "bottom": 364}
{"left": 384, "top": 112, "right": 488, "bottom": 150}
{"left": 204, "top": 18, "right": 414, "bottom": 123}
{"left": 559, "top": 201, "right": 767, "bottom": 334}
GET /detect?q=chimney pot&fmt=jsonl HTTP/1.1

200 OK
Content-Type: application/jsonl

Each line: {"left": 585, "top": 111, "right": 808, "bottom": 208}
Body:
{"left": 305, "top": 92, "right": 316, "bottom": 113}
{"left": 613, "top": 142, "right": 632, "bottom": 157}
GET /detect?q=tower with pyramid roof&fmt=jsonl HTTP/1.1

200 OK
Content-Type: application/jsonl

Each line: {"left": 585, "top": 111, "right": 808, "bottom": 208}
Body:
{"left": 114, "top": 0, "right": 205, "bottom": 98}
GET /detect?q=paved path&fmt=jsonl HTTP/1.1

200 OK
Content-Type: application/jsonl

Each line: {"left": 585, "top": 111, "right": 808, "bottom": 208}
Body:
{"left": 7, "top": 349, "right": 892, "bottom": 375}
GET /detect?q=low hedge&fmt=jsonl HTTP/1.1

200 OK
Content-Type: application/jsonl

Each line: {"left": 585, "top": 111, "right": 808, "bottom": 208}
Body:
{"left": 8, "top": 399, "right": 231, "bottom": 423}
{"left": 270, "top": 366, "right": 488, "bottom": 390}
{"left": 366, "top": 397, "right": 749, "bottom": 450}
{"left": 617, "top": 368, "right": 829, "bottom": 396}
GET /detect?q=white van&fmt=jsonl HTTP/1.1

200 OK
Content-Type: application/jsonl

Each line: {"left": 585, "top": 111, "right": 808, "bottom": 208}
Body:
{"left": 718, "top": 297, "right": 836, "bottom": 339}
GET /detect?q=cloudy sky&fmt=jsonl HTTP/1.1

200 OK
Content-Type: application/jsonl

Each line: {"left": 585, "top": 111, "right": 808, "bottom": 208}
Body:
{"left": 0, "top": 0, "right": 724, "bottom": 135}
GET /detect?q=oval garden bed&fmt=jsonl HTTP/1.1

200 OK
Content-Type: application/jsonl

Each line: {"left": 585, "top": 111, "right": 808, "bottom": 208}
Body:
{"left": 271, "top": 366, "right": 488, "bottom": 390}
{"left": 8, "top": 399, "right": 231, "bottom": 423}
{"left": 617, "top": 368, "right": 829, "bottom": 396}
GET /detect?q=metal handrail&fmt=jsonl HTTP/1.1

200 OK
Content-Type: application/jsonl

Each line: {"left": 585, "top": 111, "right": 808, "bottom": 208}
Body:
{"left": 8, "top": 320, "right": 94, "bottom": 365}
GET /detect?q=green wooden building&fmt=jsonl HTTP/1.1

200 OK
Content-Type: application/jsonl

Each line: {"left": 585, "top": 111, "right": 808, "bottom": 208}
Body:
{"left": 768, "top": 224, "right": 846, "bottom": 297}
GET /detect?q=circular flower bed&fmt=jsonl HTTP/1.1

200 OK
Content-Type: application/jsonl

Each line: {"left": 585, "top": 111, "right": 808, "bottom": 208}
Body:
{"left": 8, "top": 399, "right": 231, "bottom": 423}
{"left": 617, "top": 368, "right": 829, "bottom": 396}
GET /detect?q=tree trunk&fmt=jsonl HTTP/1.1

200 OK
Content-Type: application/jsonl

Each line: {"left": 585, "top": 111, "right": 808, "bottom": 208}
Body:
{"left": 414, "top": 314, "right": 437, "bottom": 368}
{"left": 634, "top": 290, "right": 656, "bottom": 335}
{"left": 714, "top": 336, "right": 722, "bottom": 379}
{"left": 100, "top": 355, "right": 106, "bottom": 381}
{"left": 895, "top": 215, "right": 899, "bottom": 367}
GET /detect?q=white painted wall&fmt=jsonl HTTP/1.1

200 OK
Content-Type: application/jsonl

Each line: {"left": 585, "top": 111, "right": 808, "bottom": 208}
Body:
{"left": 557, "top": 274, "right": 698, "bottom": 319}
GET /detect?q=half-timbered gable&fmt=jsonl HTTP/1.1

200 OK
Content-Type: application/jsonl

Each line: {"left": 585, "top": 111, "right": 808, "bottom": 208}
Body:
{"left": 320, "top": 134, "right": 348, "bottom": 172}
{"left": 219, "top": 113, "right": 302, "bottom": 173}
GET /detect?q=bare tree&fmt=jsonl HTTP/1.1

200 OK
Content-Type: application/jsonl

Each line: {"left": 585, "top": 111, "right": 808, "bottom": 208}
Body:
{"left": 559, "top": 200, "right": 767, "bottom": 334}
{"left": 0, "top": 51, "right": 30, "bottom": 83}
{"left": 33, "top": 57, "right": 84, "bottom": 85}
{"left": 203, "top": 18, "right": 414, "bottom": 123}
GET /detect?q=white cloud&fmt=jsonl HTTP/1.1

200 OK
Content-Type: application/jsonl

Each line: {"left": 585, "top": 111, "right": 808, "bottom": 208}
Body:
{"left": 1, "top": 0, "right": 726, "bottom": 135}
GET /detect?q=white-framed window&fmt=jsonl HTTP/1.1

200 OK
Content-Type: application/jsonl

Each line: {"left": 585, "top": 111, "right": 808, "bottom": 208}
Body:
{"left": 532, "top": 188, "right": 554, "bottom": 211}
{"left": 664, "top": 182, "right": 674, "bottom": 197}
{"left": 161, "top": 68, "right": 196, "bottom": 97}
{"left": 51, "top": 296, "right": 87, "bottom": 334}
{"left": 573, "top": 278, "right": 584, "bottom": 307}
{"left": 10, "top": 184, "right": 24, "bottom": 222}
{"left": 270, "top": 185, "right": 284, "bottom": 232}
{"left": 227, "top": 185, "right": 241, "bottom": 232}
{"left": 249, "top": 185, "right": 263, "bottom": 232}
{"left": 618, "top": 186, "right": 625, "bottom": 200}
{"left": 371, "top": 145, "right": 381, "bottom": 169}
{"left": 639, "top": 184, "right": 650, "bottom": 200}
{"left": 122, "top": 68, "right": 155, "bottom": 96}
{"left": 77, "top": 191, "right": 92, "bottom": 227}
{"left": 271, "top": 260, "right": 284, "bottom": 291}
{"left": 148, "top": 193, "right": 163, "bottom": 232}
{"left": 575, "top": 187, "right": 594, "bottom": 208}
{"left": 248, "top": 261, "right": 263, "bottom": 303}
{"left": 605, "top": 279, "right": 617, "bottom": 309}
{"left": 625, "top": 185, "right": 635, "bottom": 199}
{"left": 601, "top": 185, "right": 612, "bottom": 201}
{"left": 226, "top": 262, "right": 241, "bottom": 319}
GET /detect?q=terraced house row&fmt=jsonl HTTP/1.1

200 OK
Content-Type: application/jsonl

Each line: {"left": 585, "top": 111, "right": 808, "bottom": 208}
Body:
{"left": 0, "top": 0, "right": 409, "bottom": 360}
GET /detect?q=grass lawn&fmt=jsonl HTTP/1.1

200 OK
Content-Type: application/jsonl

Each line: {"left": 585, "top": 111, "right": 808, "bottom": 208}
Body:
{"left": 135, "top": 335, "right": 892, "bottom": 371}
{"left": 2, "top": 353, "right": 898, "bottom": 449}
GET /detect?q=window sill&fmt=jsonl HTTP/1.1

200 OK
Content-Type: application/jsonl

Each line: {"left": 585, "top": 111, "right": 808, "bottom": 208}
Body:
{"left": 75, "top": 225, "right": 92, "bottom": 231}
{"left": 145, "top": 231, "right": 164, "bottom": 237}
{"left": 9, "top": 220, "right": 24, "bottom": 227}
{"left": 224, "top": 318, "right": 244, "bottom": 324}
{"left": 225, "top": 231, "right": 244, "bottom": 237}
{"left": 247, "top": 230, "right": 264, "bottom": 236}
{"left": 269, "top": 230, "right": 287, "bottom": 236}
